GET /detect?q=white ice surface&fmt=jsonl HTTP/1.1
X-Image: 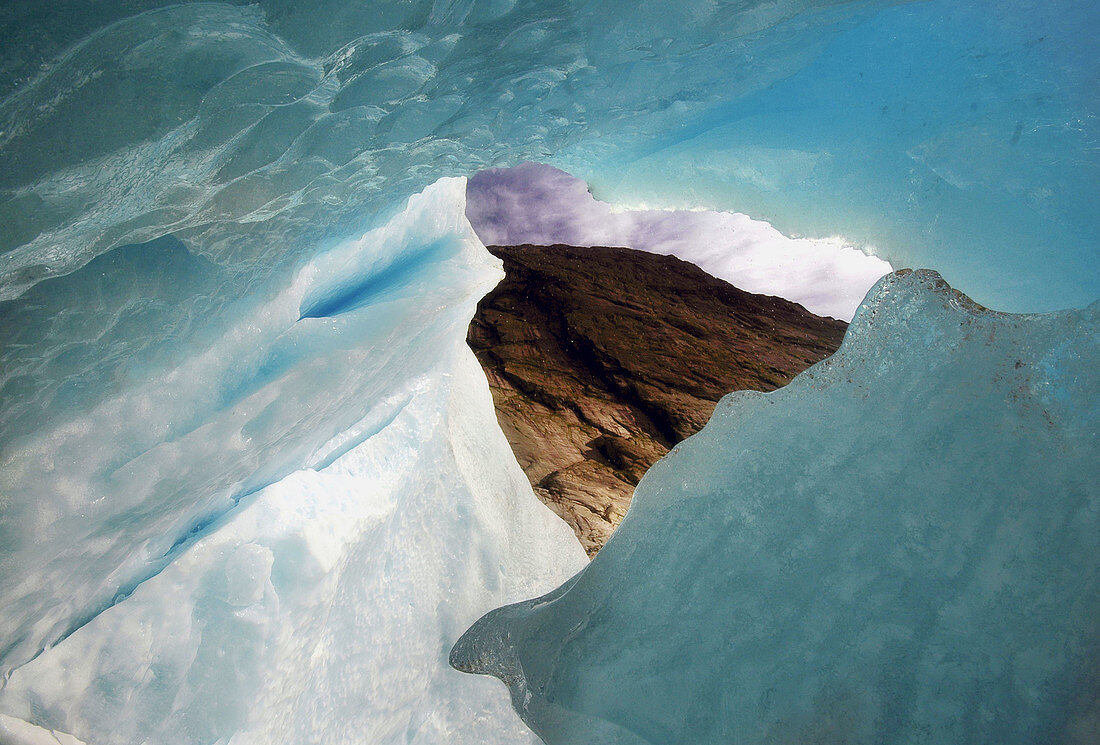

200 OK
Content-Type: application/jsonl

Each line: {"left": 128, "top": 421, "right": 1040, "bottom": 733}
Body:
{"left": 0, "top": 313, "right": 584, "bottom": 745}
{"left": 0, "top": 178, "right": 586, "bottom": 744}
{"left": 0, "top": 714, "right": 86, "bottom": 745}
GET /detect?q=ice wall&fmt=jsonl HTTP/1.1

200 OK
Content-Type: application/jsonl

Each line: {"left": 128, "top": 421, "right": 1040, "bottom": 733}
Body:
{"left": 1, "top": 1, "right": 1096, "bottom": 311}
{"left": 0, "top": 0, "right": 1096, "bottom": 742}
{"left": 587, "top": 0, "right": 1100, "bottom": 312}
{"left": 454, "top": 271, "right": 1100, "bottom": 744}
{"left": 0, "top": 340, "right": 584, "bottom": 745}
{"left": 0, "top": 179, "right": 587, "bottom": 742}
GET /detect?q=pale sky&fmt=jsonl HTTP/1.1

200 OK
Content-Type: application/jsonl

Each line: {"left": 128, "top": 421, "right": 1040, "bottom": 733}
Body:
{"left": 466, "top": 162, "right": 892, "bottom": 321}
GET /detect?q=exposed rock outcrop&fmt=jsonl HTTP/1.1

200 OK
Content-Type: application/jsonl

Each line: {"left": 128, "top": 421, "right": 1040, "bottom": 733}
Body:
{"left": 469, "top": 244, "right": 848, "bottom": 555}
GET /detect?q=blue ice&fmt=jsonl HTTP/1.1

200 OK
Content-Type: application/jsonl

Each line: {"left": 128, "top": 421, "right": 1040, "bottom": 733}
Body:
{"left": 0, "top": 0, "right": 1095, "bottom": 742}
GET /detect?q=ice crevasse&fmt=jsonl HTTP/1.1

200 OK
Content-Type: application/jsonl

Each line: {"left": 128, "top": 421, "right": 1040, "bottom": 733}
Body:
{"left": 0, "top": 0, "right": 1097, "bottom": 743}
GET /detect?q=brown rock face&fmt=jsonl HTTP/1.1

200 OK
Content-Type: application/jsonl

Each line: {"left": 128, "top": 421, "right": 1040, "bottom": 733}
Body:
{"left": 469, "top": 244, "right": 848, "bottom": 556}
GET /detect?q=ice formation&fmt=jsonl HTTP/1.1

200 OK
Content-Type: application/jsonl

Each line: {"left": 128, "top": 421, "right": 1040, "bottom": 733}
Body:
{"left": 454, "top": 271, "right": 1100, "bottom": 744}
{"left": 0, "top": 180, "right": 586, "bottom": 743}
{"left": 0, "top": 0, "right": 1096, "bottom": 743}
{"left": 0, "top": 0, "right": 1095, "bottom": 311}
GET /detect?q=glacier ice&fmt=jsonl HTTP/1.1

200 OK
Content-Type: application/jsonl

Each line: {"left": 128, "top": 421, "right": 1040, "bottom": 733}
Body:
{"left": 0, "top": 179, "right": 586, "bottom": 743}
{"left": 0, "top": 0, "right": 1097, "bottom": 742}
{"left": 0, "top": 0, "right": 1096, "bottom": 310}
{"left": 453, "top": 270, "right": 1100, "bottom": 744}
{"left": 579, "top": 0, "right": 1100, "bottom": 313}
{"left": 0, "top": 713, "right": 86, "bottom": 745}
{"left": 0, "top": 341, "right": 584, "bottom": 744}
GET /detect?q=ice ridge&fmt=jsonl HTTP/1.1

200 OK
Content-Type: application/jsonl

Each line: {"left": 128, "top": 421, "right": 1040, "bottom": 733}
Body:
{"left": 0, "top": 177, "right": 570, "bottom": 677}
{"left": 452, "top": 269, "right": 1100, "bottom": 744}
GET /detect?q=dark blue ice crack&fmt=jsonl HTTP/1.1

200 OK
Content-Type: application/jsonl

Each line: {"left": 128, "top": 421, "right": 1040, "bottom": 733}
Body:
{"left": 17, "top": 480, "right": 273, "bottom": 680}
{"left": 299, "top": 237, "right": 457, "bottom": 320}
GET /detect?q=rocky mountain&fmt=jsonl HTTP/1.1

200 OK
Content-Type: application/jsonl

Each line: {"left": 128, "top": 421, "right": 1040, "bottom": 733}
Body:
{"left": 469, "top": 244, "right": 848, "bottom": 556}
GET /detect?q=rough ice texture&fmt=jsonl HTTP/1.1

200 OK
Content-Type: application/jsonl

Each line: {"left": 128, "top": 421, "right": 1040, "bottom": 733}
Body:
{"left": 0, "top": 0, "right": 1096, "bottom": 311}
{"left": 0, "top": 714, "right": 86, "bottom": 745}
{"left": 0, "top": 179, "right": 586, "bottom": 744}
{"left": 453, "top": 270, "right": 1100, "bottom": 745}
{"left": 0, "top": 0, "right": 1096, "bottom": 741}
{"left": 0, "top": 346, "right": 583, "bottom": 745}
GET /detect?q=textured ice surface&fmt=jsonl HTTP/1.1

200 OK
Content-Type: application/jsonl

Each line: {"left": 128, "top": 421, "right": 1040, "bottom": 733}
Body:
{"left": 0, "top": 344, "right": 584, "bottom": 744}
{"left": 0, "top": 178, "right": 586, "bottom": 743}
{"left": 0, "top": 713, "right": 86, "bottom": 745}
{"left": 0, "top": 0, "right": 1095, "bottom": 310}
{"left": 453, "top": 271, "right": 1100, "bottom": 744}
{"left": 0, "top": 0, "right": 1097, "bottom": 742}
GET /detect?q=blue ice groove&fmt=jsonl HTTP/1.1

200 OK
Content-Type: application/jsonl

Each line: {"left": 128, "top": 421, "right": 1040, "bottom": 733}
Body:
{"left": 35, "top": 391, "right": 420, "bottom": 685}
{"left": 0, "top": 389, "right": 416, "bottom": 693}
{"left": 299, "top": 237, "right": 460, "bottom": 319}
{"left": 215, "top": 238, "right": 459, "bottom": 410}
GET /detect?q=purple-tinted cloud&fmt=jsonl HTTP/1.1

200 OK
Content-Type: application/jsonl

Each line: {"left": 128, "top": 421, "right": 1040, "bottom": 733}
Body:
{"left": 466, "top": 163, "right": 892, "bottom": 321}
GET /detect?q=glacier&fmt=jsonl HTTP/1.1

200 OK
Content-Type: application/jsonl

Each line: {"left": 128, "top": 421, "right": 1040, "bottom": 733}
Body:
{"left": 453, "top": 270, "right": 1099, "bottom": 743}
{"left": 0, "top": 0, "right": 1097, "bottom": 743}
{"left": 1, "top": 0, "right": 1096, "bottom": 311}
{"left": 0, "top": 178, "right": 586, "bottom": 743}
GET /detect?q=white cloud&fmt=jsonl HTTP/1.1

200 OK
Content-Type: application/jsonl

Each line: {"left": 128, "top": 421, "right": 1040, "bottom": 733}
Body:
{"left": 466, "top": 162, "right": 892, "bottom": 321}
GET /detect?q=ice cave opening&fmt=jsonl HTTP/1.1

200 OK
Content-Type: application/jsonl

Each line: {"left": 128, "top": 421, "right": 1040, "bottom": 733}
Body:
{"left": 0, "top": 1, "right": 1096, "bottom": 744}
{"left": 460, "top": 162, "right": 893, "bottom": 554}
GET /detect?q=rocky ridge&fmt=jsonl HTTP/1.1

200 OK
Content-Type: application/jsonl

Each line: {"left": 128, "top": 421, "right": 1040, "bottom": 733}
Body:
{"left": 469, "top": 244, "right": 848, "bottom": 555}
